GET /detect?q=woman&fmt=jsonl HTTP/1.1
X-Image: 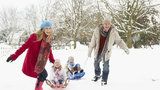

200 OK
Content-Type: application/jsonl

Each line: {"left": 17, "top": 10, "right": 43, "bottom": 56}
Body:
{"left": 6, "top": 20, "right": 55, "bottom": 90}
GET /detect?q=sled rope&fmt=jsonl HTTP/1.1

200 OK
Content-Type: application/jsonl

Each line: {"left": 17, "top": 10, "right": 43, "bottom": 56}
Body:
{"left": 67, "top": 67, "right": 73, "bottom": 75}
{"left": 46, "top": 79, "right": 53, "bottom": 87}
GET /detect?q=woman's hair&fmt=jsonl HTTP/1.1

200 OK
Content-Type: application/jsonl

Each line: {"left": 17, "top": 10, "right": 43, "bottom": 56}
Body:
{"left": 35, "top": 29, "right": 43, "bottom": 41}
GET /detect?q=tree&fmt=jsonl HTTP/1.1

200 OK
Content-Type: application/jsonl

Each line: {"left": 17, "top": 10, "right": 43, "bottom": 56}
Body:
{"left": 0, "top": 8, "right": 20, "bottom": 44}
{"left": 38, "top": 0, "right": 58, "bottom": 20}
{"left": 23, "top": 5, "right": 39, "bottom": 33}
{"left": 102, "top": 0, "right": 160, "bottom": 48}
{"left": 53, "top": 0, "right": 97, "bottom": 49}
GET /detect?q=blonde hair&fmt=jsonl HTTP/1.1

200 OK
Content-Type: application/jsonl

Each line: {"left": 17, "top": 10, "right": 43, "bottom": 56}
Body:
{"left": 35, "top": 30, "right": 43, "bottom": 41}
{"left": 35, "top": 29, "right": 54, "bottom": 44}
{"left": 52, "top": 59, "right": 62, "bottom": 71}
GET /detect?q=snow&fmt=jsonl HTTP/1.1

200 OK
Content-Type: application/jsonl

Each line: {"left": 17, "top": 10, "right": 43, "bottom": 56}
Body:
{"left": 0, "top": 43, "right": 160, "bottom": 90}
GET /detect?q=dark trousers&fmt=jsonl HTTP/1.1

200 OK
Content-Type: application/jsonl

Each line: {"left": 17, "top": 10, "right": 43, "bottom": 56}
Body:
{"left": 94, "top": 54, "right": 109, "bottom": 82}
{"left": 36, "top": 69, "right": 48, "bottom": 87}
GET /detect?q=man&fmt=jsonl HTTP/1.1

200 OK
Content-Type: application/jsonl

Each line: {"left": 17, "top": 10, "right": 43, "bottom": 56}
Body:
{"left": 88, "top": 18, "right": 129, "bottom": 85}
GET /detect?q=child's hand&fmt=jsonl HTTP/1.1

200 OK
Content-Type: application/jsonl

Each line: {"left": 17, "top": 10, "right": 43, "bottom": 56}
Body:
{"left": 56, "top": 69, "right": 60, "bottom": 71}
{"left": 55, "top": 69, "right": 60, "bottom": 75}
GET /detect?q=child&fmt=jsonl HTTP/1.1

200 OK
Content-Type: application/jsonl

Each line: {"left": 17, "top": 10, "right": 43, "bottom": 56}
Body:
{"left": 66, "top": 56, "right": 85, "bottom": 80}
{"left": 50, "top": 59, "right": 68, "bottom": 88}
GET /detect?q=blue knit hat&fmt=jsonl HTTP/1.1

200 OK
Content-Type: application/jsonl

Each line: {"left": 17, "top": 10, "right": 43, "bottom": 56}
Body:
{"left": 40, "top": 20, "right": 53, "bottom": 29}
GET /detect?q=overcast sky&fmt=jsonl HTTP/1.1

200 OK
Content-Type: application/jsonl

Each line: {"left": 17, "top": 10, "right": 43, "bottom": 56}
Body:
{"left": 0, "top": 0, "right": 39, "bottom": 9}
{"left": 0, "top": 0, "right": 160, "bottom": 8}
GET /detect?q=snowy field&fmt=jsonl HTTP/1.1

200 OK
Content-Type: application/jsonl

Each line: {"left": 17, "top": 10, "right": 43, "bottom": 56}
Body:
{"left": 0, "top": 42, "right": 160, "bottom": 90}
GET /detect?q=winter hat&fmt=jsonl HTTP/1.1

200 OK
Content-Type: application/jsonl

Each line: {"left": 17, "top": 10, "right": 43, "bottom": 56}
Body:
{"left": 54, "top": 59, "right": 61, "bottom": 67}
{"left": 68, "top": 56, "right": 74, "bottom": 63}
{"left": 40, "top": 20, "right": 53, "bottom": 29}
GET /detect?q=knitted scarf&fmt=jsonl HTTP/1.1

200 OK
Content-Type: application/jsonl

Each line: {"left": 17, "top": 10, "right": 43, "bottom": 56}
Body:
{"left": 35, "top": 33, "right": 53, "bottom": 74}
{"left": 98, "top": 26, "right": 112, "bottom": 60}
{"left": 100, "top": 27, "right": 108, "bottom": 37}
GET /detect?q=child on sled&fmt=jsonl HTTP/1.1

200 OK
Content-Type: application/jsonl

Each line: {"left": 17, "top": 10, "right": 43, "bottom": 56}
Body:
{"left": 66, "top": 56, "right": 85, "bottom": 80}
{"left": 49, "top": 59, "right": 69, "bottom": 88}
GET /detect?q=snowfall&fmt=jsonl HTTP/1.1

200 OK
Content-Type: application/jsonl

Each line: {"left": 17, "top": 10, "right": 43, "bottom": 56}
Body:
{"left": 0, "top": 42, "right": 160, "bottom": 90}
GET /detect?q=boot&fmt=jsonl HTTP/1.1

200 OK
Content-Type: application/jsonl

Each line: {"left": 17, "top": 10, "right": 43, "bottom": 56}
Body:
{"left": 101, "top": 79, "right": 107, "bottom": 86}
{"left": 92, "top": 76, "right": 101, "bottom": 82}
{"left": 35, "top": 80, "right": 43, "bottom": 90}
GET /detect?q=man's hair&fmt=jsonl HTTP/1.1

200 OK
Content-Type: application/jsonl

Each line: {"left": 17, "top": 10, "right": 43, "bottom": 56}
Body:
{"left": 102, "top": 18, "right": 112, "bottom": 24}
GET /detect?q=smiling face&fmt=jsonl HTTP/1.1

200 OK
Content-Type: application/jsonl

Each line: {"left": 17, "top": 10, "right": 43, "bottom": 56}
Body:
{"left": 54, "top": 62, "right": 61, "bottom": 68}
{"left": 102, "top": 20, "right": 111, "bottom": 32}
{"left": 43, "top": 27, "right": 53, "bottom": 35}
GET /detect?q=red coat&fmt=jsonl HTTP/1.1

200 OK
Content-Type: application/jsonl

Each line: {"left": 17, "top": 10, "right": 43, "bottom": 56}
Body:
{"left": 11, "top": 33, "right": 55, "bottom": 78}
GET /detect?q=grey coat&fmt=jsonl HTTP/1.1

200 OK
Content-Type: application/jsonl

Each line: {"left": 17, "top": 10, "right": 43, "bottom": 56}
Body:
{"left": 88, "top": 26, "right": 129, "bottom": 61}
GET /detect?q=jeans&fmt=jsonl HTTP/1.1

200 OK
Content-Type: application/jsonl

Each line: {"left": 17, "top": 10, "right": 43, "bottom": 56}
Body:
{"left": 94, "top": 54, "right": 109, "bottom": 82}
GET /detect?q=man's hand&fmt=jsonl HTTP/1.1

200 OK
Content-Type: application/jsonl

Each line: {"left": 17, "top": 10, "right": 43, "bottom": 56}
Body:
{"left": 124, "top": 49, "right": 130, "bottom": 55}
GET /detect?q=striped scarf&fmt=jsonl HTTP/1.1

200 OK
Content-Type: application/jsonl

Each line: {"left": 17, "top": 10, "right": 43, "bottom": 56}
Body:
{"left": 35, "top": 33, "right": 53, "bottom": 74}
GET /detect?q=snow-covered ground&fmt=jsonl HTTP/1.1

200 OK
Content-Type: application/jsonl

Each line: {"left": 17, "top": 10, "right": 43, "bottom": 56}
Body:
{"left": 0, "top": 42, "right": 160, "bottom": 90}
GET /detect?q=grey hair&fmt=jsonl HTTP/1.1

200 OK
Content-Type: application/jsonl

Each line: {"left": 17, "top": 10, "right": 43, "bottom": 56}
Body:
{"left": 102, "top": 19, "right": 112, "bottom": 25}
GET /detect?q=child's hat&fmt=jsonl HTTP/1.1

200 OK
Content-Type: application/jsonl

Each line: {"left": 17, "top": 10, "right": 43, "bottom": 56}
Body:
{"left": 54, "top": 59, "right": 61, "bottom": 67}
{"left": 68, "top": 56, "right": 74, "bottom": 63}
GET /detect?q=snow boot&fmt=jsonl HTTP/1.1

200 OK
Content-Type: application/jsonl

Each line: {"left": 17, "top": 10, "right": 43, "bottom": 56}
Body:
{"left": 35, "top": 80, "right": 43, "bottom": 90}
{"left": 101, "top": 80, "right": 107, "bottom": 86}
{"left": 92, "top": 76, "right": 101, "bottom": 82}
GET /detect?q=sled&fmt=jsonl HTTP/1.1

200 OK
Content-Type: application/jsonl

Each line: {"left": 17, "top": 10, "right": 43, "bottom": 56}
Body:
{"left": 68, "top": 71, "right": 85, "bottom": 80}
{"left": 46, "top": 78, "right": 70, "bottom": 89}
